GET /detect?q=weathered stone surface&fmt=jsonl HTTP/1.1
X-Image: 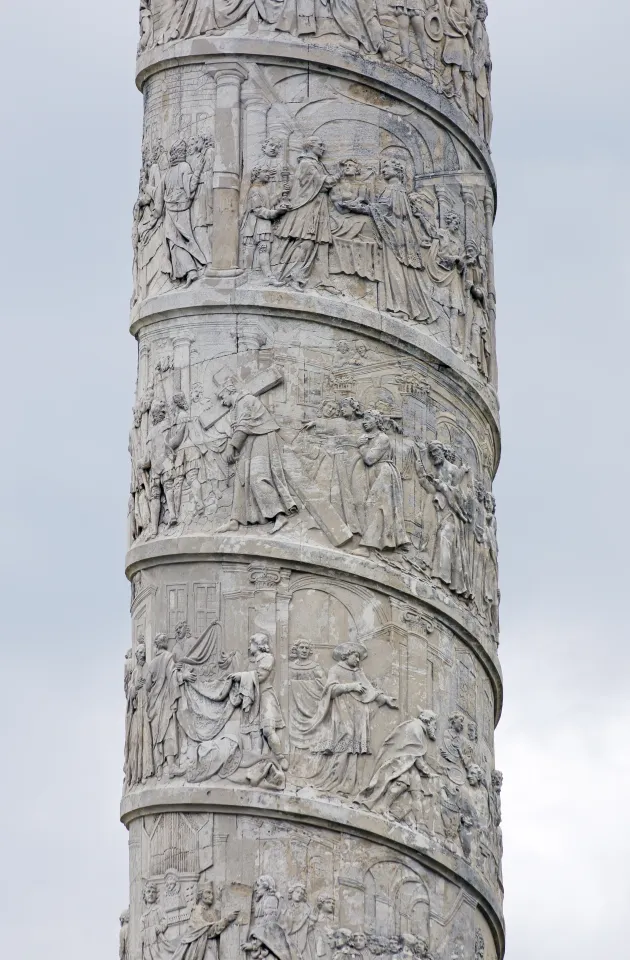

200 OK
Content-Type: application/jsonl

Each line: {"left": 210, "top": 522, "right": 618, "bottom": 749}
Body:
{"left": 123, "top": 3, "right": 503, "bottom": 958}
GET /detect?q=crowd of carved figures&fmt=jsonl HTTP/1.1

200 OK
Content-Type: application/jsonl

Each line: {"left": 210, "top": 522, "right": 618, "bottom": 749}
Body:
{"left": 128, "top": 340, "right": 499, "bottom": 633}
{"left": 120, "top": 871, "right": 489, "bottom": 960}
{"left": 124, "top": 623, "right": 503, "bottom": 886}
{"left": 138, "top": 0, "right": 492, "bottom": 143}
{"left": 133, "top": 131, "right": 493, "bottom": 383}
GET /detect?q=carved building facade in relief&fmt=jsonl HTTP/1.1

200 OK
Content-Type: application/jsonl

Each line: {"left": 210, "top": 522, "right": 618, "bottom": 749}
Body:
{"left": 124, "top": 3, "right": 503, "bottom": 959}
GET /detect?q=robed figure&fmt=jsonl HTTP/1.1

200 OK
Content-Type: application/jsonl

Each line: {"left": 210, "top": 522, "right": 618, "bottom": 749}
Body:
{"left": 171, "top": 883, "right": 239, "bottom": 960}
{"left": 125, "top": 644, "right": 154, "bottom": 787}
{"left": 358, "top": 710, "right": 437, "bottom": 815}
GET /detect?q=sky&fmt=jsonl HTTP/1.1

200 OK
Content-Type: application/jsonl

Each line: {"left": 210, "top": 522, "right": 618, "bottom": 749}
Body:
{"left": 0, "top": 1, "right": 628, "bottom": 957}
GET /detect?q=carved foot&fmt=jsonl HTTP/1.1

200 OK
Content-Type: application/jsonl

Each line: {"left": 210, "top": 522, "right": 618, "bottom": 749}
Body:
{"left": 216, "top": 519, "right": 239, "bottom": 533}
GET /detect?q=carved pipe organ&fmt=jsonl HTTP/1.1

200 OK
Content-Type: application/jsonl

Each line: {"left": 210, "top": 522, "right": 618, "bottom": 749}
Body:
{"left": 123, "top": 2, "right": 503, "bottom": 959}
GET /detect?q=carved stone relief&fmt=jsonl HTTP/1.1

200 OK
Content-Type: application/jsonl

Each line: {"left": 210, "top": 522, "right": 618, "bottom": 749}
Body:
{"left": 134, "top": 64, "right": 496, "bottom": 386}
{"left": 123, "top": 560, "right": 502, "bottom": 892}
{"left": 126, "top": 811, "right": 499, "bottom": 960}
{"left": 129, "top": 318, "right": 499, "bottom": 638}
{"left": 137, "top": 2, "right": 493, "bottom": 145}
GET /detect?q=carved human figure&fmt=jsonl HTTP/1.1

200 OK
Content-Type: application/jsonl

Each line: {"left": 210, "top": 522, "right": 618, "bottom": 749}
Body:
{"left": 245, "top": 876, "right": 292, "bottom": 960}
{"left": 215, "top": 380, "right": 298, "bottom": 534}
{"left": 120, "top": 909, "right": 130, "bottom": 960}
{"left": 489, "top": 769, "right": 504, "bottom": 878}
{"left": 311, "top": 894, "right": 336, "bottom": 960}
{"left": 474, "top": 931, "right": 485, "bottom": 960}
{"left": 271, "top": 137, "right": 337, "bottom": 291}
{"left": 363, "top": 158, "right": 435, "bottom": 322}
{"left": 285, "top": 884, "right": 314, "bottom": 958}
{"left": 441, "top": 0, "right": 476, "bottom": 115}
{"left": 171, "top": 391, "right": 208, "bottom": 519}
{"left": 275, "top": 0, "right": 385, "bottom": 54}
{"left": 306, "top": 641, "right": 398, "bottom": 795}
{"left": 472, "top": 2, "right": 493, "bottom": 141}
{"left": 252, "top": 138, "right": 287, "bottom": 205}
{"left": 288, "top": 639, "right": 327, "bottom": 776}
{"left": 425, "top": 212, "right": 467, "bottom": 352}
{"left": 141, "top": 882, "right": 174, "bottom": 960}
{"left": 124, "top": 648, "right": 134, "bottom": 698}
{"left": 417, "top": 442, "right": 472, "bottom": 598}
{"left": 229, "top": 633, "right": 289, "bottom": 770}
{"left": 189, "top": 136, "right": 215, "bottom": 263}
{"left": 387, "top": 0, "right": 432, "bottom": 71}
{"left": 331, "top": 928, "right": 355, "bottom": 960}
{"left": 356, "top": 409, "right": 411, "bottom": 553}
{"left": 171, "top": 882, "right": 239, "bottom": 960}
{"left": 471, "top": 480, "right": 488, "bottom": 613}
{"left": 129, "top": 402, "right": 152, "bottom": 539}
{"left": 145, "top": 634, "right": 187, "bottom": 779}
{"left": 160, "top": 0, "right": 216, "bottom": 43}
{"left": 358, "top": 708, "right": 437, "bottom": 822}
{"left": 303, "top": 400, "right": 363, "bottom": 535}
{"left": 134, "top": 143, "right": 164, "bottom": 302}
{"left": 139, "top": 399, "right": 184, "bottom": 537}
{"left": 483, "top": 493, "right": 499, "bottom": 629}
{"left": 329, "top": 159, "right": 381, "bottom": 284}
{"left": 125, "top": 643, "right": 154, "bottom": 787}
{"left": 139, "top": 0, "right": 153, "bottom": 53}
{"left": 465, "top": 763, "right": 491, "bottom": 861}
{"left": 440, "top": 712, "right": 474, "bottom": 779}
{"left": 464, "top": 241, "right": 491, "bottom": 378}
{"left": 152, "top": 141, "right": 208, "bottom": 287}
{"left": 241, "top": 166, "right": 292, "bottom": 279}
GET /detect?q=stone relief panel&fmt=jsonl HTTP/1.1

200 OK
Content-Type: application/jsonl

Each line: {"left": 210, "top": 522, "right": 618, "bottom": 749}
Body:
{"left": 138, "top": 1, "right": 493, "bottom": 145}
{"left": 128, "top": 318, "right": 499, "bottom": 639}
{"left": 127, "top": 811, "right": 499, "bottom": 960}
{"left": 123, "top": 560, "right": 503, "bottom": 892}
{"left": 134, "top": 64, "right": 496, "bottom": 386}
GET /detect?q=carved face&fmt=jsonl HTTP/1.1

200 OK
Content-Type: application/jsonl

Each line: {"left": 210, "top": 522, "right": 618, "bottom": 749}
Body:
{"left": 319, "top": 897, "right": 334, "bottom": 915}
{"left": 339, "top": 399, "right": 355, "bottom": 419}
{"left": 340, "top": 159, "right": 360, "bottom": 177}
{"left": 136, "top": 647, "right": 146, "bottom": 665}
{"left": 388, "top": 937, "right": 402, "bottom": 953}
{"left": 175, "top": 622, "right": 190, "bottom": 641}
{"left": 425, "top": 716, "right": 438, "bottom": 740}
{"left": 322, "top": 400, "right": 338, "bottom": 418}
{"left": 450, "top": 715, "right": 464, "bottom": 734}
{"left": 467, "top": 765, "right": 483, "bottom": 787}
{"left": 144, "top": 885, "right": 158, "bottom": 904}
{"left": 254, "top": 877, "right": 271, "bottom": 898}
{"left": 200, "top": 885, "right": 214, "bottom": 906}
{"left": 362, "top": 413, "right": 376, "bottom": 432}
{"left": 310, "top": 140, "right": 326, "bottom": 158}
{"left": 262, "top": 140, "right": 280, "bottom": 157}
{"left": 290, "top": 885, "right": 306, "bottom": 902}
{"left": 295, "top": 641, "right": 312, "bottom": 660}
{"left": 381, "top": 159, "right": 402, "bottom": 182}
{"left": 191, "top": 384, "right": 203, "bottom": 403}
{"left": 219, "top": 387, "right": 236, "bottom": 408}
{"left": 344, "top": 650, "right": 361, "bottom": 669}
{"left": 351, "top": 934, "right": 367, "bottom": 950}
{"left": 429, "top": 445, "right": 445, "bottom": 467}
{"left": 333, "top": 930, "right": 350, "bottom": 948}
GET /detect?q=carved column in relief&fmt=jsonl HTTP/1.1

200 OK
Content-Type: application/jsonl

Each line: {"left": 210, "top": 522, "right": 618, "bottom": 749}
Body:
{"left": 125, "top": 2, "right": 504, "bottom": 960}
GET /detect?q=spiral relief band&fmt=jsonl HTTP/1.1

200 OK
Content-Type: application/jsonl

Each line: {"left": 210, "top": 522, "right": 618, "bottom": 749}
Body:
{"left": 122, "top": 4, "right": 504, "bottom": 960}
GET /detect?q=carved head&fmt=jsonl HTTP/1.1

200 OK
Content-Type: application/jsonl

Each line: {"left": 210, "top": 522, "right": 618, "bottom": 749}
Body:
{"left": 143, "top": 882, "right": 158, "bottom": 904}
{"left": 321, "top": 399, "right": 340, "bottom": 419}
{"left": 476, "top": 2, "right": 488, "bottom": 21}
{"left": 303, "top": 136, "right": 326, "bottom": 158}
{"left": 172, "top": 391, "right": 189, "bottom": 412}
{"left": 388, "top": 936, "right": 403, "bottom": 953}
{"left": 468, "top": 721, "right": 478, "bottom": 742}
{"left": 125, "top": 648, "right": 133, "bottom": 661}
{"left": 164, "top": 870, "right": 180, "bottom": 894}
{"left": 333, "top": 641, "right": 368, "bottom": 669}
{"left": 250, "top": 164, "right": 272, "bottom": 185}
{"left": 339, "top": 396, "right": 362, "bottom": 419}
{"left": 380, "top": 157, "right": 406, "bottom": 182}
{"left": 443, "top": 445, "right": 457, "bottom": 464}
{"left": 362, "top": 408, "right": 385, "bottom": 432}
{"left": 427, "top": 441, "right": 445, "bottom": 466}
{"left": 191, "top": 382, "right": 204, "bottom": 403}
{"left": 198, "top": 882, "right": 214, "bottom": 906}
{"left": 290, "top": 639, "right": 313, "bottom": 662}
{"left": 337, "top": 340, "right": 350, "bottom": 355}
{"left": 120, "top": 909, "right": 129, "bottom": 925}
{"left": 151, "top": 142, "right": 163, "bottom": 164}
{"left": 175, "top": 621, "right": 192, "bottom": 641}
{"left": 150, "top": 399, "right": 168, "bottom": 425}
{"left": 485, "top": 493, "right": 496, "bottom": 515}
{"left": 317, "top": 893, "right": 335, "bottom": 915}
{"left": 249, "top": 632, "right": 270, "bottom": 655}
{"left": 465, "top": 240, "right": 480, "bottom": 262}
{"left": 467, "top": 764, "right": 485, "bottom": 787}
{"left": 474, "top": 480, "right": 486, "bottom": 501}
{"left": 491, "top": 770, "right": 503, "bottom": 792}
{"left": 254, "top": 875, "right": 276, "bottom": 898}
{"left": 154, "top": 634, "right": 168, "bottom": 652}
{"left": 448, "top": 713, "right": 465, "bottom": 734}
{"left": 218, "top": 379, "right": 238, "bottom": 408}
{"left": 350, "top": 933, "right": 367, "bottom": 951}
{"left": 355, "top": 342, "right": 368, "bottom": 357}
{"left": 419, "top": 709, "right": 438, "bottom": 740}
{"left": 169, "top": 140, "right": 187, "bottom": 164}
{"left": 333, "top": 929, "right": 351, "bottom": 949}
{"left": 261, "top": 137, "right": 282, "bottom": 158}
{"left": 339, "top": 158, "right": 361, "bottom": 177}
{"left": 289, "top": 884, "right": 307, "bottom": 902}
{"left": 136, "top": 643, "right": 147, "bottom": 666}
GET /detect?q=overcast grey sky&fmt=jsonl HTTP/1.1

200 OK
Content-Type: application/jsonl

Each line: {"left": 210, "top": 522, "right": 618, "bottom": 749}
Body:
{"left": 0, "top": 1, "right": 628, "bottom": 957}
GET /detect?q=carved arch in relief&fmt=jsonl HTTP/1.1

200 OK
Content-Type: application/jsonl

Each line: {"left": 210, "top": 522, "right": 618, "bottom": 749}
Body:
{"left": 288, "top": 575, "right": 390, "bottom": 645}
{"left": 364, "top": 860, "right": 430, "bottom": 941}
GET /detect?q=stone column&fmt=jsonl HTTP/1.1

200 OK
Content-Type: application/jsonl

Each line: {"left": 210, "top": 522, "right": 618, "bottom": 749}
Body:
{"left": 126, "top": 4, "right": 504, "bottom": 960}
